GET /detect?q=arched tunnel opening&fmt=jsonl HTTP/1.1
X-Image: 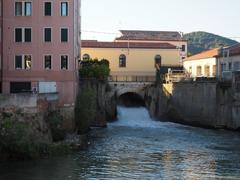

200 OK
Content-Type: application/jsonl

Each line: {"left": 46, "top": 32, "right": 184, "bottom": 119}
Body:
{"left": 118, "top": 92, "right": 145, "bottom": 107}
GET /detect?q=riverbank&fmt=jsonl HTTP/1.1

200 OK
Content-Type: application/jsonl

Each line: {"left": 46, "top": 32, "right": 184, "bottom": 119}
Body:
{"left": 0, "top": 79, "right": 117, "bottom": 161}
{"left": 0, "top": 93, "right": 89, "bottom": 161}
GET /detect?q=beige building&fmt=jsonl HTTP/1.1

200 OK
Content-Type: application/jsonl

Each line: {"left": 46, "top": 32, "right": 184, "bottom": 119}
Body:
{"left": 115, "top": 30, "right": 188, "bottom": 59}
{"left": 183, "top": 48, "right": 219, "bottom": 77}
{"left": 81, "top": 30, "right": 186, "bottom": 81}
{"left": 82, "top": 40, "right": 181, "bottom": 81}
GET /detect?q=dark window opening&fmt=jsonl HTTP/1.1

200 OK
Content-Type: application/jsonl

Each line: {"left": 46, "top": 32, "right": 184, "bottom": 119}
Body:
{"left": 15, "top": 55, "right": 22, "bottom": 69}
{"left": 10, "top": 82, "right": 31, "bottom": 93}
{"left": 119, "top": 54, "right": 126, "bottom": 67}
{"left": 44, "top": 55, "right": 52, "bottom": 69}
{"left": 82, "top": 54, "right": 90, "bottom": 61}
{"left": 24, "top": 28, "right": 31, "bottom": 42}
{"left": 44, "top": 28, "right": 51, "bottom": 42}
{"left": 181, "top": 45, "right": 186, "bottom": 52}
{"left": 61, "top": 28, "right": 68, "bottom": 42}
{"left": 15, "top": 2, "right": 22, "bottom": 16}
{"left": 15, "top": 28, "right": 22, "bottom": 42}
{"left": 44, "top": 2, "right": 52, "bottom": 16}
{"left": 61, "top": 55, "right": 68, "bottom": 69}
{"left": 155, "top": 55, "right": 161, "bottom": 64}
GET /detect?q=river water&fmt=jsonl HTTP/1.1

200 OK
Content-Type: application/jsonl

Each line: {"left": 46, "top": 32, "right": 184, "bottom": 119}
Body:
{"left": 1, "top": 106, "right": 240, "bottom": 180}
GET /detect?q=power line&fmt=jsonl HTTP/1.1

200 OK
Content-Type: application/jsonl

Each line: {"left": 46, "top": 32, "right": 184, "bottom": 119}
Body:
{"left": 82, "top": 30, "right": 121, "bottom": 36}
{"left": 1, "top": 17, "right": 240, "bottom": 39}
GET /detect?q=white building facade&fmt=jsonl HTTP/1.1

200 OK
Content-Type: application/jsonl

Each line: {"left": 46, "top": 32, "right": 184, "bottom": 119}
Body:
{"left": 183, "top": 48, "right": 219, "bottom": 77}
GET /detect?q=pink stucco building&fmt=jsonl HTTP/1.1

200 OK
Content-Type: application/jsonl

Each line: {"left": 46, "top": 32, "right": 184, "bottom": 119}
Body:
{"left": 0, "top": 0, "right": 81, "bottom": 106}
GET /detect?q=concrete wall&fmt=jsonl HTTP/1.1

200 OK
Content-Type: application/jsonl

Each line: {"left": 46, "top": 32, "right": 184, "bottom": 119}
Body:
{"left": 0, "top": 93, "right": 75, "bottom": 131}
{"left": 145, "top": 78, "right": 240, "bottom": 130}
{"left": 163, "top": 82, "right": 219, "bottom": 127}
{"left": 0, "top": 93, "right": 58, "bottom": 112}
{"left": 81, "top": 47, "right": 181, "bottom": 77}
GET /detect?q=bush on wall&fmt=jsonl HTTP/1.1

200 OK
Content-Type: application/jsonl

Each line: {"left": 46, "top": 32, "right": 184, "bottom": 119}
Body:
{"left": 79, "top": 58, "right": 110, "bottom": 79}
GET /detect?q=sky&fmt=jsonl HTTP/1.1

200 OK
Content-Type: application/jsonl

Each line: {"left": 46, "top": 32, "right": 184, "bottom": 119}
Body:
{"left": 81, "top": 0, "right": 240, "bottom": 42}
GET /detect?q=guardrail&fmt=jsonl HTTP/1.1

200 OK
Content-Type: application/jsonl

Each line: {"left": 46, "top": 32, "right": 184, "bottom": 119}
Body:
{"left": 108, "top": 75, "right": 156, "bottom": 82}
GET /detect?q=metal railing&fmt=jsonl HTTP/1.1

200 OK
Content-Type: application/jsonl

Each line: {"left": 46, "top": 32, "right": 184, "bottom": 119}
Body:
{"left": 108, "top": 75, "right": 156, "bottom": 82}
{"left": 165, "top": 70, "right": 187, "bottom": 83}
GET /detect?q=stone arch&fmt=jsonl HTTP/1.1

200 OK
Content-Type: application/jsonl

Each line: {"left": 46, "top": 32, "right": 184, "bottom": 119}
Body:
{"left": 118, "top": 92, "right": 145, "bottom": 107}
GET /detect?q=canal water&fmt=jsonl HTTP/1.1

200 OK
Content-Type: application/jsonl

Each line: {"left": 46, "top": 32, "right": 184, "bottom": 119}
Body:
{"left": 1, "top": 106, "right": 240, "bottom": 180}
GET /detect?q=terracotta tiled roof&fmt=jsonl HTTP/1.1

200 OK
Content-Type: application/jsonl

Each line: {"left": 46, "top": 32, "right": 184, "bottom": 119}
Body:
{"left": 82, "top": 40, "right": 177, "bottom": 49}
{"left": 115, "top": 30, "right": 187, "bottom": 41}
{"left": 184, "top": 48, "right": 219, "bottom": 61}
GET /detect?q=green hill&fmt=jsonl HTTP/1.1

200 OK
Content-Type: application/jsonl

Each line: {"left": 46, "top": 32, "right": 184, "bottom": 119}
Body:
{"left": 183, "top": 31, "right": 238, "bottom": 55}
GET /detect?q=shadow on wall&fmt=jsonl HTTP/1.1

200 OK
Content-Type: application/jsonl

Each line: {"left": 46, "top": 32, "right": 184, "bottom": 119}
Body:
{"left": 118, "top": 92, "right": 145, "bottom": 107}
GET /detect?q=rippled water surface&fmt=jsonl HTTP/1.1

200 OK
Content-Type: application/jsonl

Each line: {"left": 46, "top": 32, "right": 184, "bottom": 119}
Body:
{"left": 1, "top": 106, "right": 240, "bottom": 180}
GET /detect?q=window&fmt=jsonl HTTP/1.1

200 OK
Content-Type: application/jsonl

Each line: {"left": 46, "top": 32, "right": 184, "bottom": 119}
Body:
{"left": 204, "top": 65, "right": 210, "bottom": 77}
{"left": 229, "top": 62, "right": 232, "bottom": 71}
{"left": 213, "top": 65, "right": 216, "bottom": 76}
{"left": 221, "top": 63, "right": 226, "bottom": 72}
{"left": 82, "top": 54, "right": 90, "bottom": 61}
{"left": 10, "top": 82, "right": 31, "bottom": 93}
{"left": 15, "top": 55, "right": 32, "bottom": 69}
{"left": 24, "top": 2, "right": 32, "bottom": 16}
{"left": 24, "top": 55, "right": 32, "bottom": 69}
{"left": 155, "top": 55, "right": 161, "bottom": 67}
{"left": 189, "top": 66, "right": 192, "bottom": 73}
{"left": 61, "top": 2, "right": 68, "bottom": 16}
{"left": 119, "top": 54, "right": 126, "bottom": 67}
{"left": 24, "top": 28, "right": 31, "bottom": 42}
{"left": 15, "top": 55, "right": 22, "bottom": 69}
{"left": 15, "top": 2, "right": 22, "bottom": 16}
{"left": 234, "top": 62, "right": 240, "bottom": 71}
{"left": 44, "top": 28, "right": 51, "bottom": 42}
{"left": 44, "top": 55, "right": 52, "bottom": 69}
{"left": 44, "top": 2, "right": 52, "bottom": 16}
{"left": 61, "top": 28, "right": 68, "bottom": 42}
{"left": 61, "top": 55, "right": 68, "bottom": 69}
{"left": 15, "top": 2, "right": 32, "bottom": 16}
{"left": 15, "top": 28, "right": 22, "bottom": 42}
{"left": 15, "top": 28, "right": 31, "bottom": 42}
{"left": 197, "top": 66, "right": 202, "bottom": 76}
{"left": 223, "top": 50, "right": 229, "bottom": 58}
{"left": 181, "top": 45, "right": 186, "bottom": 52}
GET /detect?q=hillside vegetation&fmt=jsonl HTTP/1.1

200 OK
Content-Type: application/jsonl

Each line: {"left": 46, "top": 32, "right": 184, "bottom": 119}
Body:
{"left": 184, "top": 31, "right": 238, "bottom": 55}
